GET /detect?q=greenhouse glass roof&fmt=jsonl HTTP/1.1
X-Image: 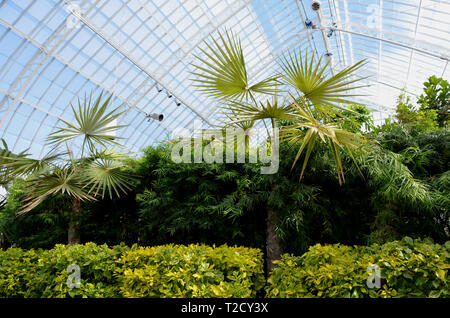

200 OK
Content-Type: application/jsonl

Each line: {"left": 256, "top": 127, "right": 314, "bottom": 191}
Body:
{"left": 0, "top": 0, "right": 449, "bottom": 158}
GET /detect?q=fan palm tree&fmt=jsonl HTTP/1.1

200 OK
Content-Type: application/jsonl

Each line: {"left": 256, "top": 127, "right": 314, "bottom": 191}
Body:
{"left": 0, "top": 91, "right": 133, "bottom": 244}
{"left": 191, "top": 30, "right": 369, "bottom": 272}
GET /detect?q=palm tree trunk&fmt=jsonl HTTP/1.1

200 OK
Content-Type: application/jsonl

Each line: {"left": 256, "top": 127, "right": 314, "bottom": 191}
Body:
{"left": 265, "top": 117, "right": 282, "bottom": 273}
{"left": 266, "top": 206, "right": 282, "bottom": 273}
{"left": 68, "top": 197, "right": 81, "bottom": 245}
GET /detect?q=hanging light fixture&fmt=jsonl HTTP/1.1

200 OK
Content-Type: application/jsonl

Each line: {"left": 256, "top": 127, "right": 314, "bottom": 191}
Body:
{"left": 146, "top": 113, "right": 164, "bottom": 121}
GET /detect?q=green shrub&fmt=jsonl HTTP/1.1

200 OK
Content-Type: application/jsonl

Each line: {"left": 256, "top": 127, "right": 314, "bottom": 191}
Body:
{"left": 0, "top": 243, "right": 264, "bottom": 298}
{"left": 115, "top": 244, "right": 265, "bottom": 298}
{"left": 33, "top": 243, "right": 129, "bottom": 298}
{"left": 0, "top": 243, "right": 128, "bottom": 298}
{"left": 0, "top": 248, "right": 41, "bottom": 297}
{"left": 266, "top": 237, "right": 450, "bottom": 298}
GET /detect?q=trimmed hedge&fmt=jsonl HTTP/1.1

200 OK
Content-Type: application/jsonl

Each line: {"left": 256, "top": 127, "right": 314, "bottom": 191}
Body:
{"left": 0, "top": 247, "right": 41, "bottom": 297}
{"left": 0, "top": 243, "right": 128, "bottom": 298}
{"left": 266, "top": 237, "right": 450, "bottom": 298}
{"left": 1, "top": 239, "right": 448, "bottom": 298}
{"left": 0, "top": 243, "right": 264, "bottom": 298}
{"left": 116, "top": 244, "right": 265, "bottom": 297}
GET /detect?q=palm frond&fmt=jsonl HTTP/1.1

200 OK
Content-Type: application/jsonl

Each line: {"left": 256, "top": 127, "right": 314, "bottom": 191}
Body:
{"left": 281, "top": 95, "right": 366, "bottom": 183}
{"left": 223, "top": 97, "right": 296, "bottom": 125}
{"left": 0, "top": 147, "right": 61, "bottom": 178}
{"left": 47, "top": 91, "right": 126, "bottom": 153}
{"left": 83, "top": 150, "right": 133, "bottom": 199}
{"left": 191, "top": 30, "right": 279, "bottom": 100}
{"left": 279, "top": 50, "right": 369, "bottom": 113}
{"left": 19, "top": 166, "right": 92, "bottom": 215}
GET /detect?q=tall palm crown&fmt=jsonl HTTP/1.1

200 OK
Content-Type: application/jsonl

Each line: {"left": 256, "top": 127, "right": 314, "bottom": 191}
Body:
{"left": 191, "top": 30, "right": 369, "bottom": 184}
{"left": 0, "top": 91, "right": 133, "bottom": 214}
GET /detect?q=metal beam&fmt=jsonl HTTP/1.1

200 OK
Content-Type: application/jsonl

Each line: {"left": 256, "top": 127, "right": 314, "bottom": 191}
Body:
{"left": 0, "top": 88, "right": 65, "bottom": 121}
{"left": 376, "top": 0, "right": 383, "bottom": 102}
{"left": 137, "top": 0, "right": 260, "bottom": 143}
{"left": 337, "top": 22, "right": 449, "bottom": 61}
{"left": 0, "top": 17, "right": 174, "bottom": 146}
{"left": 63, "top": 0, "right": 211, "bottom": 125}
{"left": 405, "top": 0, "right": 423, "bottom": 87}
{"left": 0, "top": 22, "right": 73, "bottom": 134}
{"left": 251, "top": 33, "right": 311, "bottom": 79}
{"left": 331, "top": 0, "right": 348, "bottom": 66}
{"left": 442, "top": 61, "right": 448, "bottom": 78}
{"left": 300, "top": 25, "right": 449, "bottom": 62}
{"left": 119, "top": 0, "right": 256, "bottom": 126}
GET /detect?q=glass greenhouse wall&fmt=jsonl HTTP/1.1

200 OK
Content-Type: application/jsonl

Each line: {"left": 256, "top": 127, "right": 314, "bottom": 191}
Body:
{"left": 0, "top": 0, "right": 448, "bottom": 158}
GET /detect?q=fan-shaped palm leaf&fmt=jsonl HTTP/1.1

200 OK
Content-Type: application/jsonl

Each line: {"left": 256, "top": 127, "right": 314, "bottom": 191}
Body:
{"left": 19, "top": 166, "right": 92, "bottom": 215}
{"left": 1, "top": 149, "right": 62, "bottom": 178}
{"left": 83, "top": 150, "right": 133, "bottom": 199}
{"left": 47, "top": 91, "right": 126, "bottom": 154}
{"left": 191, "top": 30, "right": 279, "bottom": 100}
{"left": 279, "top": 50, "right": 368, "bottom": 114}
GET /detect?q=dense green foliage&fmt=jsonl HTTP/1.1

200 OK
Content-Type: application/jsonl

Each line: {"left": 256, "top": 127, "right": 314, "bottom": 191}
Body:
{"left": 0, "top": 243, "right": 263, "bottom": 298}
{"left": 0, "top": 179, "right": 69, "bottom": 249}
{"left": 0, "top": 247, "right": 41, "bottom": 297}
{"left": 0, "top": 92, "right": 134, "bottom": 245}
{"left": 0, "top": 178, "right": 139, "bottom": 249}
{"left": 116, "top": 244, "right": 264, "bottom": 298}
{"left": 266, "top": 237, "right": 450, "bottom": 298}
{"left": 2, "top": 124, "right": 448, "bottom": 253}
{"left": 0, "top": 77, "right": 448, "bottom": 298}
{"left": 0, "top": 243, "right": 128, "bottom": 297}
{"left": 1, "top": 240, "right": 448, "bottom": 298}
{"left": 133, "top": 145, "right": 266, "bottom": 248}
{"left": 393, "top": 92, "right": 439, "bottom": 132}
{"left": 417, "top": 76, "right": 449, "bottom": 127}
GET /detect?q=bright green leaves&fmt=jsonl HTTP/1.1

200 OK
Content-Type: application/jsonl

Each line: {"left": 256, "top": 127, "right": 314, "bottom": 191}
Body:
{"left": 116, "top": 244, "right": 265, "bottom": 298}
{"left": 1, "top": 240, "right": 447, "bottom": 298}
{"left": 0, "top": 243, "right": 128, "bottom": 298}
{"left": 83, "top": 150, "right": 134, "bottom": 199}
{"left": 280, "top": 95, "right": 366, "bottom": 183}
{"left": 266, "top": 237, "right": 450, "bottom": 298}
{"left": 20, "top": 166, "right": 94, "bottom": 214}
{"left": 223, "top": 97, "right": 296, "bottom": 126}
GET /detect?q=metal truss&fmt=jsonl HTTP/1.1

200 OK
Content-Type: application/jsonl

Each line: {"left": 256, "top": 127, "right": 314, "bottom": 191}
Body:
{"left": 63, "top": 0, "right": 211, "bottom": 125}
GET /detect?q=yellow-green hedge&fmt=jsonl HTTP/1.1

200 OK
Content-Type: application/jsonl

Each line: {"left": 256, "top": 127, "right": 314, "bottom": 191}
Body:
{"left": 266, "top": 237, "right": 450, "bottom": 298}
{"left": 2, "top": 238, "right": 447, "bottom": 298}
{"left": 0, "top": 243, "right": 264, "bottom": 298}
{"left": 115, "top": 244, "right": 265, "bottom": 298}
{"left": 0, "top": 243, "right": 128, "bottom": 298}
{"left": 0, "top": 247, "right": 41, "bottom": 297}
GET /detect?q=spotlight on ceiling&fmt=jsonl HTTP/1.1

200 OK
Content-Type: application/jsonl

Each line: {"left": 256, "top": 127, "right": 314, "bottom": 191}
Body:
{"left": 166, "top": 91, "right": 172, "bottom": 98}
{"left": 174, "top": 99, "right": 181, "bottom": 106}
{"left": 311, "top": 0, "right": 321, "bottom": 11}
{"left": 155, "top": 84, "right": 163, "bottom": 93}
{"left": 146, "top": 113, "right": 164, "bottom": 122}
